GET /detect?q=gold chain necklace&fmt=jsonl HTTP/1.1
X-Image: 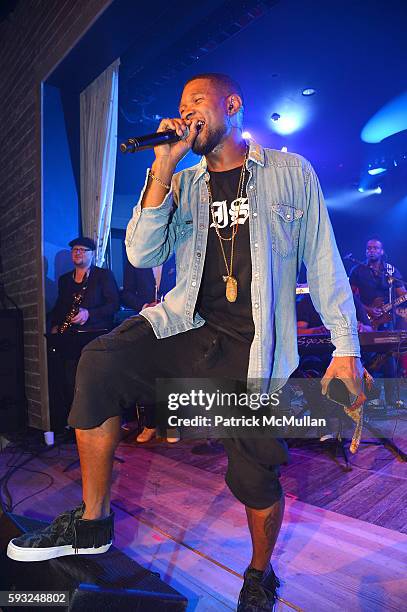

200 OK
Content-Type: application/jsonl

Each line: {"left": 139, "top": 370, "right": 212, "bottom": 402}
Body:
{"left": 206, "top": 148, "right": 248, "bottom": 303}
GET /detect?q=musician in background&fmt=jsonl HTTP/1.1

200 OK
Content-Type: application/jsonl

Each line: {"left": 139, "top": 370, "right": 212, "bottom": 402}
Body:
{"left": 47, "top": 237, "right": 119, "bottom": 432}
{"left": 121, "top": 254, "right": 176, "bottom": 312}
{"left": 349, "top": 237, "right": 406, "bottom": 407}
{"left": 49, "top": 237, "right": 119, "bottom": 333}
{"left": 349, "top": 238, "right": 406, "bottom": 324}
{"left": 120, "top": 255, "right": 176, "bottom": 443}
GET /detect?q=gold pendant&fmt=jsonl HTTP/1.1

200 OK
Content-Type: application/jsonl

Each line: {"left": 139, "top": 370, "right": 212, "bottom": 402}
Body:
{"left": 223, "top": 275, "right": 238, "bottom": 302}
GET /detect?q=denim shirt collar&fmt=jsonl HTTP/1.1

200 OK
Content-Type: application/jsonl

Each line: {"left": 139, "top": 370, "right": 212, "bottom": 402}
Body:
{"left": 192, "top": 139, "right": 265, "bottom": 184}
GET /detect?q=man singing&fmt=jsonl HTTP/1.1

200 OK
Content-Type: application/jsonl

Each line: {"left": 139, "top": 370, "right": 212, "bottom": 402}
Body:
{"left": 8, "top": 74, "right": 363, "bottom": 611}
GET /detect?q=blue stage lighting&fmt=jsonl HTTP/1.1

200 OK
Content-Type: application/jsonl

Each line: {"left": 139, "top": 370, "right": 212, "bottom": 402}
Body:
{"left": 271, "top": 114, "right": 302, "bottom": 135}
{"left": 374, "top": 186, "right": 382, "bottom": 194}
{"left": 368, "top": 167, "right": 387, "bottom": 176}
{"left": 302, "top": 88, "right": 316, "bottom": 96}
{"left": 326, "top": 188, "right": 371, "bottom": 209}
{"left": 242, "top": 131, "right": 252, "bottom": 139}
{"left": 361, "top": 91, "right": 407, "bottom": 143}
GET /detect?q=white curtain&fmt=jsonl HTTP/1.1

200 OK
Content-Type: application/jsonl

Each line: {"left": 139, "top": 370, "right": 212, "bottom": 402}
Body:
{"left": 80, "top": 58, "right": 120, "bottom": 267}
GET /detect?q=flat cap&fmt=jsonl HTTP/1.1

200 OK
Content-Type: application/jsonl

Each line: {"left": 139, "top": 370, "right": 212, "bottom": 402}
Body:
{"left": 69, "top": 237, "right": 96, "bottom": 250}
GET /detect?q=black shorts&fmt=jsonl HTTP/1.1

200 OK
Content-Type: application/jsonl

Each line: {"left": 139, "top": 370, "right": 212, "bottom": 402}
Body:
{"left": 68, "top": 316, "right": 287, "bottom": 508}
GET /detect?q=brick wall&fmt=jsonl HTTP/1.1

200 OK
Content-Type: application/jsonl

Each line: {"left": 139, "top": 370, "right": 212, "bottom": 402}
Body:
{"left": 0, "top": 0, "right": 112, "bottom": 429}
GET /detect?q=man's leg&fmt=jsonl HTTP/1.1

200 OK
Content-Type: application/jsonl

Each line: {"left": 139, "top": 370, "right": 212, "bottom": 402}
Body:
{"left": 76, "top": 415, "right": 121, "bottom": 520}
{"left": 223, "top": 435, "right": 288, "bottom": 611}
{"left": 245, "top": 497, "right": 285, "bottom": 572}
{"left": 7, "top": 317, "right": 157, "bottom": 561}
{"left": 135, "top": 404, "right": 157, "bottom": 443}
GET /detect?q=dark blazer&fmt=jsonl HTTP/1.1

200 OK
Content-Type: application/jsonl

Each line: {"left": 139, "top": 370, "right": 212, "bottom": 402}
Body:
{"left": 49, "top": 265, "right": 120, "bottom": 331}
{"left": 121, "top": 256, "right": 176, "bottom": 312}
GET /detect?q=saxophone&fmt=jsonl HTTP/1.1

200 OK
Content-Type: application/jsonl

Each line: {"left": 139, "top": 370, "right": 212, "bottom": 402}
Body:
{"left": 58, "top": 280, "right": 89, "bottom": 334}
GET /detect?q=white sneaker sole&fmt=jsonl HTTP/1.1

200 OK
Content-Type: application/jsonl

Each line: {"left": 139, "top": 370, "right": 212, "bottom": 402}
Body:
{"left": 7, "top": 539, "right": 112, "bottom": 562}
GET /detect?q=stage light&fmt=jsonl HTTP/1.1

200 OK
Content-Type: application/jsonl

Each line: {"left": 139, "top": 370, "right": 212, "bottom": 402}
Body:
{"left": 357, "top": 186, "right": 383, "bottom": 196}
{"left": 368, "top": 167, "right": 386, "bottom": 176}
{"left": 242, "top": 131, "right": 252, "bottom": 139}
{"left": 361, "top": 90, "right": 407, "bottom": 143}
{"left": 326, "top": 188, "right": 370, "bottom": 209}
{"left": 271, "top": 114, "right": 302, "bottom": 135}
{"left": 281, "top": 146, "right": 288, "bottom": 152}
{"left": 302, "top": 88, "right": 316, "bottom": 96}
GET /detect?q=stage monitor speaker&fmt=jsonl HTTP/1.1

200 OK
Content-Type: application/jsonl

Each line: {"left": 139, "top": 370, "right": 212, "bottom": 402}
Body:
{"left": 0, "top": 513, "right": 188, "bottom": 611}
{"left": 0, "top": 309, "right": 26, "bottom": 433}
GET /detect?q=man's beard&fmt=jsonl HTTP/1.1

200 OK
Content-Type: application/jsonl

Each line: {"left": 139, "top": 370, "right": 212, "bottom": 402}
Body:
{"left": 192, "top": 123, "right": 227, "bottom": 156}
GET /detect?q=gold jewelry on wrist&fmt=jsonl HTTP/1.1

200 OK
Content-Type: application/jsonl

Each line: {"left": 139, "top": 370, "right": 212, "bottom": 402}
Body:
{"left": 149, "top": 171, "right": 170, "bottom": 190}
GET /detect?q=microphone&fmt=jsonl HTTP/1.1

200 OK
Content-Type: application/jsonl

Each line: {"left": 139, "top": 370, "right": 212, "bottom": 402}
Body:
{"left": 120, "top": 127, "right": 190, "bottom": 153}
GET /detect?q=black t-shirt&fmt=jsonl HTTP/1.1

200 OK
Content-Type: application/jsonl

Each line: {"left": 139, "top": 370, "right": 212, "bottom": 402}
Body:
{"left": 196, "top": 166, "right": 254, "bottom": 342}
{"left": 349, "top": 263, "right": 403, "bottom": 306}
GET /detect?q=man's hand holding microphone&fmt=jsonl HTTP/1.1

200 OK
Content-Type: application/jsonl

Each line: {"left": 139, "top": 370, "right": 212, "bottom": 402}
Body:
{"left": 142, "top": 118, "right": 201, "bottom": 209}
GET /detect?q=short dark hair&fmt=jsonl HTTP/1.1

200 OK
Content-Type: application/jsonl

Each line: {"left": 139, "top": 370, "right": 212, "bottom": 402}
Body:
{"left": 367, "top": 236, "right": 383, "bottom": 245}
{"left": 184, "top": 73, "right": 244, "bottom": 104}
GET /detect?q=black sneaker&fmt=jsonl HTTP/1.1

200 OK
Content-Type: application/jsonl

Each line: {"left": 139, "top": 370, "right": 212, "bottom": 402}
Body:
{"left": 7, "top": 502, "right": 114, "bottom": 562}
{"left": 237, "top": 564, "right": 280, "bottom": 611}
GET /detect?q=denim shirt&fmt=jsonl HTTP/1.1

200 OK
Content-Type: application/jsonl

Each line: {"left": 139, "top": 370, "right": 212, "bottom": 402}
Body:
{"left": 125, "top": 141, "right": 360, "bottom": 392}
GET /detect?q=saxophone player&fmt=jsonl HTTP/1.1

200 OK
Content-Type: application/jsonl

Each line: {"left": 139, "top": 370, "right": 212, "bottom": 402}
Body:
{"left": 47, "top": 237, "right": 119, "bottom": 432}
{"left": 49, "top": 237, "right": 119, "bottom": 334}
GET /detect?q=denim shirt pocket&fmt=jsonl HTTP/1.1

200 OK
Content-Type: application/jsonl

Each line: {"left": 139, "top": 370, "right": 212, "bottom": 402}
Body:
{"left": 270, "top": 203, "right": 303, "bottom": 257}
{"left": 175, "top": 219, "right": 194, "bottom": 272}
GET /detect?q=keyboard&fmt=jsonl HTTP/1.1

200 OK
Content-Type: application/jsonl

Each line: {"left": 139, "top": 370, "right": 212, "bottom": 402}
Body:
{"left": 298, "top": 330, "right": 407, "bottom": 355}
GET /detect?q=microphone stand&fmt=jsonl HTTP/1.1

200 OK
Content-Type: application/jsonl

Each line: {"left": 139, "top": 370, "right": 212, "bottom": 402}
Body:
{"left": 344, "top": 254, "right": 407, "bottom": 288}
{"left": 386, "top": 266, "right": 398, "bottom": 331}
{"left": 384, "top": 266, "right": 404, "bottom": 409}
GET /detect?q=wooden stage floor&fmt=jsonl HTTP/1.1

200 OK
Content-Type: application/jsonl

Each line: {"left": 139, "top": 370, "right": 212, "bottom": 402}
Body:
{"left": 1, "top": 429, "right": 406, "bottom": 611}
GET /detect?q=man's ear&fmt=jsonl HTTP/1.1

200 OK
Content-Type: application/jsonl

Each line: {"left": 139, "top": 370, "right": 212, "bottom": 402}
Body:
{"left": 226, "top": 94, "right": 243, "bottom": 115}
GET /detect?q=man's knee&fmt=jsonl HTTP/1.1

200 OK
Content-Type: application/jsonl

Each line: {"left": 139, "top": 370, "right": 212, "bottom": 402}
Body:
{"left": 223, "top": 439, "right": 284, "bottom": 509}
{"left": 226, "top": 467, "right": 283, "bottom": 509}
{"left": 75, "top": 415, "right": 121, "bottom": 436}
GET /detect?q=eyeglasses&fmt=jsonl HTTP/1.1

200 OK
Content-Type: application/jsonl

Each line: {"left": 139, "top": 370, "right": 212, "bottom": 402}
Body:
{"left": 71, "top": 248, "right": 92, "bottom": 254}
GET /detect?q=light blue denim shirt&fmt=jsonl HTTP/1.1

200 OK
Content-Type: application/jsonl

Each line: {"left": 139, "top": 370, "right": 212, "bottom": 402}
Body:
{"left": 125, "top": 141, "right": 360, "bottom": 392}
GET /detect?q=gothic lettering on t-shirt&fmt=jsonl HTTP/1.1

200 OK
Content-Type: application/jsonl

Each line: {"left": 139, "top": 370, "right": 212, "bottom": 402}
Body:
{"left": 196, "top": 166, "right": 254, "bottom": 342}
{"left": 210, "top": 197, "right": 249, "bottom": 230}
